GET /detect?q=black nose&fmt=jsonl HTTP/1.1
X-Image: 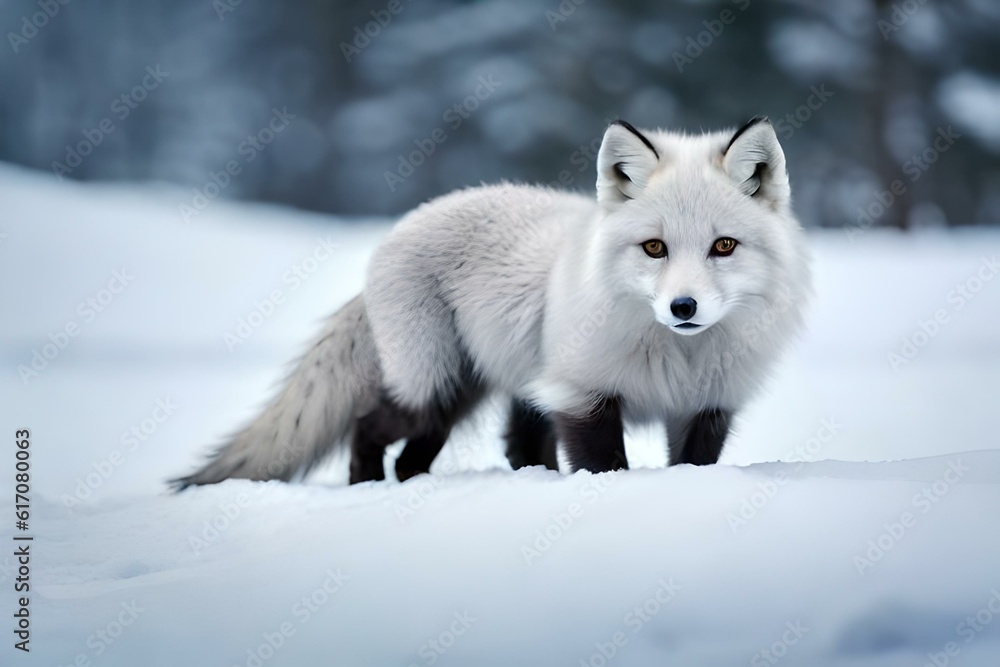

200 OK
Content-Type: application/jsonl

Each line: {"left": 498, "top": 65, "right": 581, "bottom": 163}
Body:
{"left": 670, "top": 297, "right": 697, "bottom": 321}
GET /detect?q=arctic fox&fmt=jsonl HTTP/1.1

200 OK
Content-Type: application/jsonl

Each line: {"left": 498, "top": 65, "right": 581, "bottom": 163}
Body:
{"left": 173, "top": 116, "right": 810, "bottom": 489}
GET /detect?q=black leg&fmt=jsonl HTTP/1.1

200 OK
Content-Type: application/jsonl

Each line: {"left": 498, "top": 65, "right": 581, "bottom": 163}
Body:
{"left": 667, "top": 408, "right": 732, "bottom": 466}
{"left": 504, "top": 398, "right": 558, "bottom": 471}
{"left": 392, "top": 376, "right": 484, "bottom": 482}
{"left": 350, "top": 395, "right": 416, "bottom": 483}
{"left": 394, "top": 430, "right": 450, "bottom": 482}
{"left": 553, "top": 395, "right": 628, "bottom": 473}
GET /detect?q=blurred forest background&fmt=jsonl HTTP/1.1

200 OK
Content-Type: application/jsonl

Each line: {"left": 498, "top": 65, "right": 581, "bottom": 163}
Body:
{"left": 1, "top": 0, "right": 998, "bottom": 229}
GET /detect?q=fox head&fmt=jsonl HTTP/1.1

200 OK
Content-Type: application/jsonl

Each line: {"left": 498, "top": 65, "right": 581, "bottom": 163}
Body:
{"left": 592, "top": 117, "right": 804, "bottom": 336}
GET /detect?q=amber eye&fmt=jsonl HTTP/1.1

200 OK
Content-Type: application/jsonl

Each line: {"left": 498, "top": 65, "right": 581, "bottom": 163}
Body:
{"left": 711, "top": 237, "right": 738, "bottom": 257}
{"left": 641, "top": 239, "right": 667, "bottom": 259}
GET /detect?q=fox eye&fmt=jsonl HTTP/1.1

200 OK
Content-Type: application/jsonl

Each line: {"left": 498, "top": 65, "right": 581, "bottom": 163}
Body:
{"left": 710, "top": 237, "right": 738, "bottom": 257}
{"left": 641, "top": 239, "right": 667, "bottom": 259}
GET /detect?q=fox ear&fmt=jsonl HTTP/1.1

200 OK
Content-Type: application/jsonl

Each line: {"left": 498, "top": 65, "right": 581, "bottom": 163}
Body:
{"left": 596, "top": 120, "right": 660, "bottom": 204}
{"left": 723, "top": 116, "right": 790, "bottom": 208}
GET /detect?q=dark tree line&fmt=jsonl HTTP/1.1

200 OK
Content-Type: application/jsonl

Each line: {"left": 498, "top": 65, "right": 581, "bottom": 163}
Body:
{"left": 0, "top": 0, "right": 997, "bottom": 228}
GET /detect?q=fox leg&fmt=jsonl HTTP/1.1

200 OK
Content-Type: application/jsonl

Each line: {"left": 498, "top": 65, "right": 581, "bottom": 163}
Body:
{"left": 351, "top": 398, "right": 453, "bottom": 484}
{"left": 666, "top": 408, "right": 732, "bottom": 466}
{"left": 393, "top": 378, "right": 484, "bottom": 481}
{"left": 553, "top": 395, "right": 628, "bottom": 473}
{"left": 393, "top": 431, "right": 449, "bottom": 482}
{"left": 504, "top": 398, "right": 558, "bottom": 471}
{"left": 350, "top": 395, "right": 416, "bottom": 483}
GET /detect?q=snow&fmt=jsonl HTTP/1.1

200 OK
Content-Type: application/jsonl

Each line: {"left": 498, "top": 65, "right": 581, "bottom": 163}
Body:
{"left": 2, "top": 163, "right": 1000, "bottom": 665}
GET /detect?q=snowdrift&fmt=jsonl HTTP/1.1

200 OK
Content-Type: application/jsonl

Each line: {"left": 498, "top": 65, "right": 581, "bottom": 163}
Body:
{"left": 2, "top": 163, "right": 999, "bottom": 665}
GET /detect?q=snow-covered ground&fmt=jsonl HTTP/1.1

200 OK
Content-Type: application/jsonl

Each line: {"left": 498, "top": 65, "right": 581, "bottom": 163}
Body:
{"left": 2, "top": 163, "right": 999, "bottom": 665}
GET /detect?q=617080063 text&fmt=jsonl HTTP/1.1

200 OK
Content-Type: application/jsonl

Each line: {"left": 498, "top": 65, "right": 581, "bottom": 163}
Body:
{"left": 13, "top": 428, "right": 33, "bottom": 653}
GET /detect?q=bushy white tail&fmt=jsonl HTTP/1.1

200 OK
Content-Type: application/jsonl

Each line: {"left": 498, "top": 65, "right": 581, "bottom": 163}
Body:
{"left": 171, "top": 295, "right": 380, "bottom": 490}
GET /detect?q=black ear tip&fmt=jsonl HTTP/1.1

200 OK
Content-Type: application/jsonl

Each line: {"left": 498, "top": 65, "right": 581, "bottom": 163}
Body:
{"left": 610, "top": 119, "right": 639, "bottom": 133}
{"left": 725, "top": 115, "right": 772, "bottom": 154}
{"left": 606, "top": 120, "right": 659, "bottom": 160}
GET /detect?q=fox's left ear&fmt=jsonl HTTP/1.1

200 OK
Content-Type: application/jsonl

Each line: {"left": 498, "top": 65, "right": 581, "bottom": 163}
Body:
{"left": 723, "top": 116, "right": 790, "bottom": 209}
{"left": 596, "top": 120, "right": 660, "bottom": 204}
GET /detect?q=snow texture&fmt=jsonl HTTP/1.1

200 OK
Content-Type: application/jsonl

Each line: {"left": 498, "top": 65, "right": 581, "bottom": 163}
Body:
{"left": 1, "top": 164, "right": 999, "bottom": 665}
